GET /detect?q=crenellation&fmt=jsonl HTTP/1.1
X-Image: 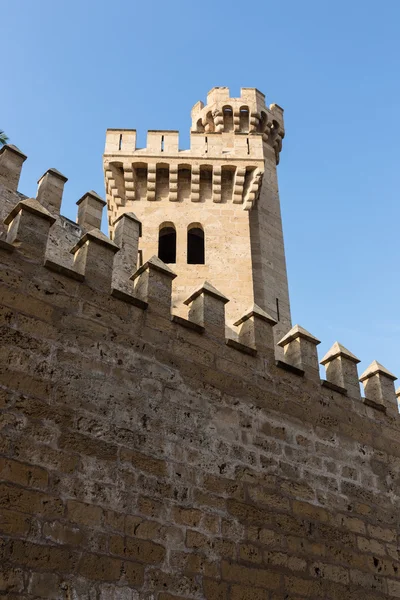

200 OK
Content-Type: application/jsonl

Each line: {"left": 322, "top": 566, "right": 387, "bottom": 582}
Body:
{"left": 321, "top": 342, "right": 361, "bottom": 400}
{"left": 206, "top": 86, "right": 231, "bottom": 105}
{"left": 104, "top": 128, "right": 137, "bottom": 153}
{"left": 0, "top": 144, "right": 27, "bottom": 192}
{"left": 1, "top": 88, "right": 399, "bottom": 599}
{"left": 132, "top": 255, "right": 177, "bottom": 318}
{"left": 112, "top": 211, "right": 142, "bottom": 294}
{"left": 185, "top": 281, "right": 229, "bottom": 339}
{"left": 36, "top": 168, "right": 68, "bottom": 214}
{"left": 278, "top": 325, "right": 321, "bottom": 381}
{"left": 360, "top": 361, "right": 398, "bottom": 418}
{"left": 76, "top": 190, "right": 106, "bottom": 230}
{"left": 148, "top": 130, "right": 179, "bottom": 154}
{"left": 240, "top": 87, "right": 266, "bottom": 108}
{"left": 71, "top": 228, "right": 119, "bottom": 289}
{"left": 4, "top": 197, "right": 56, "bottom": 261}
{"left": 234, "top": 304, "right": 277, "bottom": 354}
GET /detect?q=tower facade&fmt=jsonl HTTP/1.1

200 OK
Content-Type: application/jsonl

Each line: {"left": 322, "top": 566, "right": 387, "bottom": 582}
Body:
{"left": 103, "top": 87, "right": 291, "bottom": 340}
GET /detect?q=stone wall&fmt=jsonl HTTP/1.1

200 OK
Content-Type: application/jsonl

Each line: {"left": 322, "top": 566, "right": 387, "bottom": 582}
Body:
{"left": 1, "top": 146, "right": 400, "bottom": 599}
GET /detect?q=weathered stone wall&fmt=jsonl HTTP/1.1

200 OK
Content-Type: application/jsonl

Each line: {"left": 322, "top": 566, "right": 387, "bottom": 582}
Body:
{"left": 1, "top": 145, "right": 400, "bottom": 599}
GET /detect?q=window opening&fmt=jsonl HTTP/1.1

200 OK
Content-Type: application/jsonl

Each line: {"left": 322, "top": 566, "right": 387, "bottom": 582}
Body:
{"left": 158, "top": 226, "right": 176, "bottom": 264}
{"left": 118, "top": 134, "right": 122, "bottom": 151}
{"left": 239, "top": 107, "right": 250, "bottom": 132}
{"left": 161, "top": 135, "right": 164, "bottom": 152}
{"left": 223, "top": 106, "right": 234, "bottom": 132}
{"left": 187, "top": 226, "right": 205, "bottom": 264}
{"left": 247, "top": 138, "right": 250, "bottom": 155}
{"left": 276, "top": 298, "right": 280, "bottom": 321}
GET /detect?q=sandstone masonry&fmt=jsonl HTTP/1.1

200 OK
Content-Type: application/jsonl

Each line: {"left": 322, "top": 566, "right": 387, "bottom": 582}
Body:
{"left": 0, "top": 88, "right": 399, "bottom": 600}
{"left": 104, "top": 87, "right": 290, "bottom": 344}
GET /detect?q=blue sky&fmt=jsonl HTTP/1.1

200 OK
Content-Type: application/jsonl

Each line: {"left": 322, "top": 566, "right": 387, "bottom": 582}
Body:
{"left": 2, "top": 0, "right": 400, "bottom": 381}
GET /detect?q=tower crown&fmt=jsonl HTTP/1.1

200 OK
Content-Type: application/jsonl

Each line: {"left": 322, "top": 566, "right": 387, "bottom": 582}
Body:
{"left": 190, "top": 86, "right": 284, "bottom": 163}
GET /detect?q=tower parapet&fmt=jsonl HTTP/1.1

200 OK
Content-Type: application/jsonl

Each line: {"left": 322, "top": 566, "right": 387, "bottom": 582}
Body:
{"left": 103, "top": 87, "right": 291, "bottom": 341}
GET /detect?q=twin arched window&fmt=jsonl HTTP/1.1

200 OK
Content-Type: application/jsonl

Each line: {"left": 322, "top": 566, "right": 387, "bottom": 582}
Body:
{"left": 158, "top": 224, "right": 204, "bottom": 265}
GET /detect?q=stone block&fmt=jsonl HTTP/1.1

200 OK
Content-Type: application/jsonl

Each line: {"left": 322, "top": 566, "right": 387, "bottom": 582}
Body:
{"left": 0, "top": 145, "right": 27, "bottom": 191}
{"left": 320, "top": 341, "right": 361, "bottom": 399}
{"left": 37, "top": 168, "right": 67, "bottom": 214}
{"left": 184, "top": 280, "right": 229, "bottom": 339}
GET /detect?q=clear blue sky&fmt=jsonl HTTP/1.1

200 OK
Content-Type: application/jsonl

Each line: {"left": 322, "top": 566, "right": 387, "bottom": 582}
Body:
{"left": 3, "top": 1, "right": 400, "bottom": 381}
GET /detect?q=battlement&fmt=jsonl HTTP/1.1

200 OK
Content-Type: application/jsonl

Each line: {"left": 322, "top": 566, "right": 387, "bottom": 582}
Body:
{"left": 103, "top": 87, "right": 285, "bottom": 233}
{"left": 3, "top": 140, "right": 400, "bottom": 599}
{"left": 0, "top": 143, "right": 398, "bottom": 420}
{"left": 104, "top": 87, "right": 283, "bottom": 161}
{"left": 190, "top": 87, "right": 284, "bottom": 152}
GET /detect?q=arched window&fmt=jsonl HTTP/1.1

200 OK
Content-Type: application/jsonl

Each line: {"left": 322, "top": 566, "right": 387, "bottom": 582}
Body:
{"left": 239, "top": 106, "right": 250, "bottom": 132}
{"left": 187, "top": 225, "right": 205, "bottom": 264}
{"left": 223, "top": 106, "right": 234, "bottom": 132}
{"left": 158, "top": 224, "right": 176, "bottom": 264}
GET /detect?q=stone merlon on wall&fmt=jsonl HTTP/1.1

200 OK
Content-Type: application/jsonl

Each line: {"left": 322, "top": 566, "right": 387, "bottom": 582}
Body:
{"left": 1, "top": 89, "right": 399, "bottom": 599}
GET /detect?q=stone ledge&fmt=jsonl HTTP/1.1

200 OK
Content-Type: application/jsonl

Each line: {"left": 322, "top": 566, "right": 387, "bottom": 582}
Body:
{"left": 44, "top": 259, "right": 84, "bottom": 282}
{"left": 171, "top": 315, "right": 205, "bottom": 334}
{"left": 275, "top": 360, "right": 304, "bottom": 377}
{"left": 321, "top": 380, "right": 348, "bottom": 395}
{"left": 226, "top": 338, "right": 257, "bottom": 357}
{"left": 363, "top": 397, "right": 387, "bottom": 414}
{"left": 0, "top": 238, "right": 14, "bottom": 253}
{"left": 111, "top": 288, "right": 148, "bottom": 310}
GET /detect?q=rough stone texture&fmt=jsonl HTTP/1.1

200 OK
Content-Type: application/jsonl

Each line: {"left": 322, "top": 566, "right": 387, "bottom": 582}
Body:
{"left": 0, "top": 88, "right": 400, "bottom": 599}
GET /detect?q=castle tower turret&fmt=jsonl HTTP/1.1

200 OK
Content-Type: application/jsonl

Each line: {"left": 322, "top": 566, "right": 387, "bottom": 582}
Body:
{"left": 103, "top": 86, "right": 291, "bottom": 341}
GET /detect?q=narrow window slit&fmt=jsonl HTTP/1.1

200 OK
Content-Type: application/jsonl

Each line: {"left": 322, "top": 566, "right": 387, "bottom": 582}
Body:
{"left": 276, "top": 298, "right": 280, "bottom": 321}
{"left": 118, "top": 134, "right": 122, "bottom": 151}
{"left": 247, "top": 138, "right": 250, "bottom": 155}
{"left": 161, "top": 135, "right": 164, "bottom": 152}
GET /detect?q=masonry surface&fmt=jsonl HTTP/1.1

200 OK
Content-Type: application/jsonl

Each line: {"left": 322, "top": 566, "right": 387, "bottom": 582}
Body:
{"left": 0, "top": 88, "right": 399, "bottom": 600}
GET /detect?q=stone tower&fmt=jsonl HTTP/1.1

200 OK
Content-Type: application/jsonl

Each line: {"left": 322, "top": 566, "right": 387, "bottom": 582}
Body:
{"left": 103, "top": 86, "right": 291, "bottom": 341}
